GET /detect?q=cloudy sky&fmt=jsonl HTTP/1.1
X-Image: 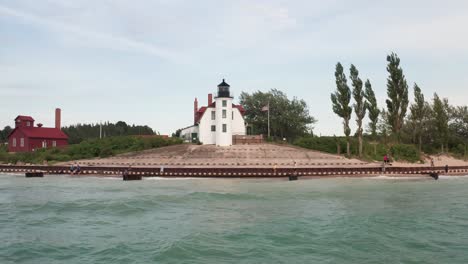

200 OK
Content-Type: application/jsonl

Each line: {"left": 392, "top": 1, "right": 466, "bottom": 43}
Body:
{"left": 1, "top": 0, "right": 467, "bottom": 136}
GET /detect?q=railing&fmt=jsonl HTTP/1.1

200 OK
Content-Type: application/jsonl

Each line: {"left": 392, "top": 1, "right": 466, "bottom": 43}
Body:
{"left": 1, "top": 164, "right": 468, "bottom": 178}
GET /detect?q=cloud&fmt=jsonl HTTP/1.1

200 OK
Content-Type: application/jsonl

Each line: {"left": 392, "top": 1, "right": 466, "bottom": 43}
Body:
{"left": 0, "top": 4, "right": 181, "bottom": 62}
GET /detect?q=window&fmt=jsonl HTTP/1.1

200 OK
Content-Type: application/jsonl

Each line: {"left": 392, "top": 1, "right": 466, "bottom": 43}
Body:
{"left": 42, "top": 141, "right": 47, "bottom": 148}
{"left": 211, "top": 125, "right": 216, "bottom": 132}
{"left": 26, "top": 121, "right": 30, "bottom": 127}
{"left": 222, "top": 124, "right": 227, "bottom": 133}
{"left": 222, "top": 110, "right": 226, "bottom": 118}
{"left": 12, "top": 138, "right": 16, "bottom": 147}
{"left": 211, "top": 111, "right": 215, "bottom": 120}
{"left": 222, "top": 100, "right": 227, "bottom": 107}
{"left": 20, "top": 138, "right": 24, "bottom": 147}
{"left": 53, "top": 141, "right": 57, "bottom": 147}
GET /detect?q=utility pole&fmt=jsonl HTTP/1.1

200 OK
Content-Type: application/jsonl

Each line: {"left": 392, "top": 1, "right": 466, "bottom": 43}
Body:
{"left": 99, "top": 121, "right": 102, "bottom": 139}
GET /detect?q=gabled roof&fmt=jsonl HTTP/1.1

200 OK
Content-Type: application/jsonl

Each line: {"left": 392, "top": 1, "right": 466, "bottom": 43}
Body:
{"left": 15, "top": 115, "right": 35, "bottom": 122}
{"left": 8, "top": 127, "right": 68, "bottom": 140}
{"left": 194, "top": 102, "right": 246, "bottom": 124}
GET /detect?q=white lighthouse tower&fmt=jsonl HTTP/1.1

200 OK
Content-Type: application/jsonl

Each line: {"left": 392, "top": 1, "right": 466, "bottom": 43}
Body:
{"left": 215, "top": 79, "right": 233, "bottom": 146}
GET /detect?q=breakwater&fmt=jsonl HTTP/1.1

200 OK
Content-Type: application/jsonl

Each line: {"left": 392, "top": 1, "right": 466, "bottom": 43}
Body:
{"left": 1, "top": 164, "right": 468, "bottom": 177}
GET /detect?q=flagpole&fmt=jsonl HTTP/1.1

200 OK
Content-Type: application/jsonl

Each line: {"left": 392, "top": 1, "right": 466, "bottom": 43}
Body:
{"left": 267, "top": 101, "right": 270, "bottom": 138}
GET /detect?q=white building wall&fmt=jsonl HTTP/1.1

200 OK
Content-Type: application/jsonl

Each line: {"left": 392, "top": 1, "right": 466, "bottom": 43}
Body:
{"left": 215, "top": 97, "right": 233, "bottom": 146}
{"left": 180, "top": 125, "right": 199, "bottom": 142}
{"left": 232, "top": 108, "right": 246, "bottom": 136}
{"left": 198, "top": 108, "right": 216, "bottom": 144}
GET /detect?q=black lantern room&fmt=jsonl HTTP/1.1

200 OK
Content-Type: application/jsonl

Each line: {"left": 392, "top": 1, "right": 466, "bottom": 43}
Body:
{"left": 216, "top": 79, "right": 232, "bottom": 98}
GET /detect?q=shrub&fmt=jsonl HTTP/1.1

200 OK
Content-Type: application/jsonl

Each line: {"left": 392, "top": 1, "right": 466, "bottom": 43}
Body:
{"left": 2, "top": 136, "right": 183, "bottom": 164}
{"left": 390, "top": 144, "right": 420, "bottom": 163}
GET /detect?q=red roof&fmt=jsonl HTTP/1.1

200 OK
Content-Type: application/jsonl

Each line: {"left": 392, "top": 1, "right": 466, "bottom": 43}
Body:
{"left": 15, "top": 115, "right": 35, "bottom": 122}
{"left": 194, "top": 102, "right": 246, "bottom": 124}
{"left": 9, "top": 127, "right": 68, "bottom": 139}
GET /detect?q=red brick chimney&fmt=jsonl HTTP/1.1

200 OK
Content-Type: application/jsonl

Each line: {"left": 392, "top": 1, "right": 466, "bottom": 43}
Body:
{"left": 194, "top": 98, "right": 198, "bottom": 124}
{"left": 55, "top": 108, "right": 61, "bottom": 130}
{"left": 208, "top": 93, "right": 213, "bottom": 105}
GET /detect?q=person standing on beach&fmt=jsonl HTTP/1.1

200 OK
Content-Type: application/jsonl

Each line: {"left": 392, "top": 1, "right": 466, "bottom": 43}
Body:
{"left": 430, "top": 158, "right": 435, "bottom": 167}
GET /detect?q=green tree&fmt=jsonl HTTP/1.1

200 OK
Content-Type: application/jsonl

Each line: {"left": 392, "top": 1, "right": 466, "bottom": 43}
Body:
{"left": 432, "top": 93, "right": 450, "bottom": 153}
{"left": 331, "top": 62, "right": 352, "bottom": 156}
{"left": 450, "top": 106, "right": 468, "bottom": 159}
{"left": 364, "top": 80, "right": 380, "bottom": 138}
{"left": 385, "top": 53, "right": 409, "bottom": 142}
{"left": 62, "top": 122, "right": 155, "bottom": 144}
{"left": 350, "top": 64, "right": 366, "bottom": 157}
{"left": 409, "top": 83, "right": 428, "bottom": 152}
{"left": 450, "top": 106, "right": 468, "bottom": 139}
{"left": 0, "top": 126, "right": 13, "bottom": 143}
{"left": 239, "top": 89, "right": 316, "bottom": 140}
{"left": 378, "top": 108, "right": 392, "bottom": 145}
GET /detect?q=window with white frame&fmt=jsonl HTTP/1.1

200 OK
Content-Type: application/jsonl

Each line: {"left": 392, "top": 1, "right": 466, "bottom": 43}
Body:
{"left": 222, "top": 110, "right": 226, "bottom": 118}
{"left": 20, "top": 138, "right": 24, "bottom": 147}
{"left": 211, "top": 111, "right": 215, "bottom": 120}
{"left": 53, "top": 141, "right": 57, "bottom": 147}
{"left": 42, "top": 141, "right": 47, "bottom": 148}
{"left": 12, "top": 138, "right": 16, "bottom": 147}
{"left": 222, "top": 100, "right": 227, "bottom": 107}
{"left": 222, "top": 124, "right": 227, "bottom": 133}
{"left": 27, "top": 121, "right": 30, "bottom": 127}
{"left": 211, "top": 125, "right": 216, "bottom": 132}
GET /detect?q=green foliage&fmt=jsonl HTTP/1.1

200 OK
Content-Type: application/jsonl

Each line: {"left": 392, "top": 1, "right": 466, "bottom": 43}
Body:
{"left": 239, "top": 89, "right": 316, "bottom": 140}
{"left": 409, "top": 84, "right": 428, "bottom": 152}
{"left": 294, "top": 136, "right": 338, "bottom": 154}
{"left": 432, "top": 93, "right": 450, "bottom": 152}
{"left": 364, "top": 80, "right": 380, "bottom": 137}
{"left": 295, "top": 136, "right": 421, "bottom": 163}
{"left": 331, "top": 63, "right": 352, "bottom": 134}
{"left": 62, "top": 121, "right": 156, "bottom": 144}
{"left": 390, "top": 144, "right": 420, "bottom": 163}
{"left": 350, "top": 64, "right": 366, "bottom": 157}
{"left": 450, "top": 106, "right": 468, "bottom": 140}
{"left": 0, "top": 136, "right": 182, "bottom": 164}
{"left": 331, "top": 62, "right": 352, "bottom": 156}
{"left": 0, "top": 126, "right": 13, "bottom": 143}
{"left": 385, "top": 53, "right": 409, "bottom": 141}
{"left": 294, "top": 136, "right": 388, "bottom": 162}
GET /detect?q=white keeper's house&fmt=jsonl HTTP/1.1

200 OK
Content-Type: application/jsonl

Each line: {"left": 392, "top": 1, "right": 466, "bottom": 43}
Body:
{"left": 179, "top": 79, "right": 247, "bottom": 146}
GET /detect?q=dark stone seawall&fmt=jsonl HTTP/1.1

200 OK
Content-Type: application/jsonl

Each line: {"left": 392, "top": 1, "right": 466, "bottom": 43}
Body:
{"left": 1, "top": 165, "right": 468, "bottom": 178}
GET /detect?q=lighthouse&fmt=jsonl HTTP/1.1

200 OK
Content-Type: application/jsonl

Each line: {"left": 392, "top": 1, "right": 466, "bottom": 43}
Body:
{"left": 179, "top": 79, "right": 246, "bottom": 145}
{"left": 215, "top": 79, "right": 233, "bottom": 146}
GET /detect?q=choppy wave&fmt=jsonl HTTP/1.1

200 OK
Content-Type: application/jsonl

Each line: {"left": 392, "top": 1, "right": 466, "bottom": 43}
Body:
{"left": 2, "top": 173, "right": 468, "bottom": 263}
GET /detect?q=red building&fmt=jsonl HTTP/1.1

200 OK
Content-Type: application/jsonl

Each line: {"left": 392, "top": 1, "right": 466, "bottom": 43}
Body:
{"left": 7, "top": 108, "right": 68, "bottom": 152}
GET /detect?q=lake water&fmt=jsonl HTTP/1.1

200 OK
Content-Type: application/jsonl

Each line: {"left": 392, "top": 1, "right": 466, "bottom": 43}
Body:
{"left": 1, "top": 174, "right": 468, "bottom": 263}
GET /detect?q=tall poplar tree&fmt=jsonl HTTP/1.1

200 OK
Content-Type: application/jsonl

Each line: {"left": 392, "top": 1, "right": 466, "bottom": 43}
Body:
{"left": 409, "top": 83, "right": 427, "bottom": 152}
{"left": 432, "top": 93, "right": 450, "bottom": 153}
{"left": 350, "top": 64, "right": 366, "bottom": 157}
{"left": 331, "top": 62, "right": 352, "bottom": 156}
{"left": 385, "top": 53, "right": 409, "bottom": 142}
{"left": 364, "top": 80, "right": 380, "bottom": 138}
